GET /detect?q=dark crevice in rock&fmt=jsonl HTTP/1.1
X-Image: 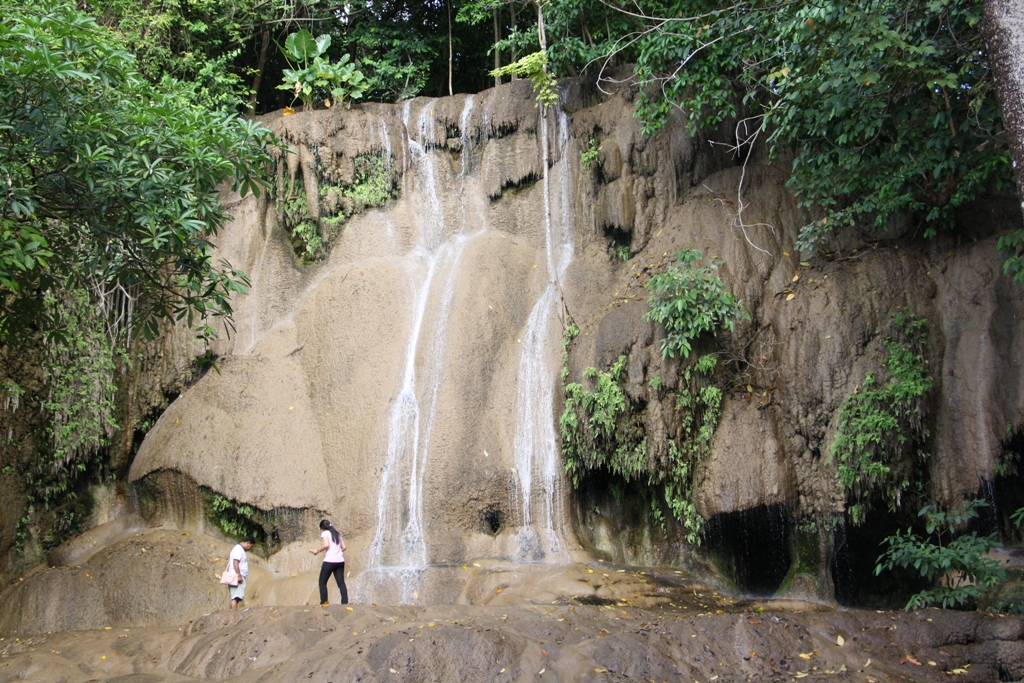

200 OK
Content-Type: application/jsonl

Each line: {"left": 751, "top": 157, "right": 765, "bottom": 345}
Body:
{"left": 995, "top": 424, "right": 1024, "bottom": 541}
{"left": 704, "top": 504, "right": 792, "bottom": 596}
{"left": 480, "top": 506, "right": 504, "bottom": 536}
{"left": 602, "top": 223, "right": 632, "bottom": 261}
{"left": 133, "top": 469, "right": 323, "bottom": 557}
{"left": 570, "top": 470, "right": 682, "bottom": 567}
{"left": 830, "top": 506, "right": 929, "bottom": 608}
{"left": 489, "top": 171, "right": 540, "bottom": 201}
{"left": 486, "top": 121, "right": 519, "bottom": 140}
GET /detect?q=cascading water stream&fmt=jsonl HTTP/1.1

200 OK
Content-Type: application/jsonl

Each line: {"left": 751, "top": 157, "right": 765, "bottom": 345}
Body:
{"left": 458, "top": 94, "right": 475, "bottom": 177}
{"left": 511, "top": 107, "right": 575, "bottom": 561}
{"left": 360, "top": 97, "right": 478, "bottom": 603}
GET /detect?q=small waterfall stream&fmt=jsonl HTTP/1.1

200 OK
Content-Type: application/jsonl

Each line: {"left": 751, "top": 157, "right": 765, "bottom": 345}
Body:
{"left": 511, "top": 108, "right": 575, "bottom": 561}
{"left": 360, "top": 98, "right": 478, "bottom": 603}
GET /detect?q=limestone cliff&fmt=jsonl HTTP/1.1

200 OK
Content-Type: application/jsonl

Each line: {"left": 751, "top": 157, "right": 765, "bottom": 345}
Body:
{"left": 6, "top": 71, "right": 1017, "bottom": 608}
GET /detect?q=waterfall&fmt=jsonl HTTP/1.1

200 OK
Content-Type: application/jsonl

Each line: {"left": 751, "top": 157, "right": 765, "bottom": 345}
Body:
{"left": 360, "top": 97, "right": 478, "bottom": 603}
{"left": 511, "top": 107, "right": 575, "bottom": 561}
{"left": 458, "top": 94, "right": 475, "bottom": 177}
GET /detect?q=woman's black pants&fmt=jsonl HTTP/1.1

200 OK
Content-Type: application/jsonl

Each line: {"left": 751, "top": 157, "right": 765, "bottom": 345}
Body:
{"left": 319, "top": 561, "right": 348, "bottom": 604}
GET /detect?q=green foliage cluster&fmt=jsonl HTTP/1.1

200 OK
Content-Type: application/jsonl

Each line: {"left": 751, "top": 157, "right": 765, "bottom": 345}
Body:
{"left": 561, "top": 354, "right": 631, "bottom": 488}
{"left": 342, "top": 155, "right": 397, "bottom": 210}
{"left": 665, "top": 355, "right": 722, "bottom": 543}
{"left": 353, "top": 25, "right": 434, "bottom": 102}
{"left": 832, "top": 310, "right": 932, "bottom": 524}
{"left": 37, "top": 288, "right": 120, "bottom": 502}
{"left": 280, "top": 153, "right": 396, "bottom": 263}
{"left": 490, "top": 50, "right": 559, "bottom": 108}
{"left": 278, "top": 30, "right": 366, "bottom": 111}
{"left": 498, "top": 1, "right": 1017, "bottom": 278}
{"left": 204, "top": 490, "right": 264, "bottom": 542}
{"left": 2, "top": 379, "right": 24, "bottom": 414}
{"left": 999, "top": 230, "right": 1024, "bottom": 284}
{"left": 876, "top": 500, "right": 1007, "bottom": 610}
{"left": 279, "top": 184, "right": 320, "bottom": 261}
{"left": 8, "top": 285, "right": 120, "bottom": 551}
{"left": 88, "top": 0, "right": 272, "bottom": 111}
{"left": 644, "top": 249, "right": 749, "bottom": 360}
{"left": 598, "top": 2, "right": 1006, "bottom": 251}
{"left": 559, "top": 320, "right": 579, "bottom": 383}
{"left": 580, "top": 138, "right": 600, "bottom": 171}
{"left": 560, "top": 353, "right": 721, "bottom": 544}
{"left": 0, "top": 1, "right": 274, "bottom": 345}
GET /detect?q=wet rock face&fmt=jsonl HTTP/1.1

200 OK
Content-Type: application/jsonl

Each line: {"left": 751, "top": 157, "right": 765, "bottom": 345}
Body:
{"left": 562, "top": 129, "right": 1024, "bottom": 574}
{"left": 129, "top": 83, "right": 590, "bottom": 591}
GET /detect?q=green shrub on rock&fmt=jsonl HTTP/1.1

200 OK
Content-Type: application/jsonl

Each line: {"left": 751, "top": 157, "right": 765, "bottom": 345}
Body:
{"left": 832, "top": 309, "right": 932, "bottom": 524}
{"left": 645, "top": 249, "right": 749, "bottom": 359}
{"left": 876, "top": 500, "right": 1006, "bottom": 610}
{"left": 560, "top": 354, "right": 721, "bottom": 545}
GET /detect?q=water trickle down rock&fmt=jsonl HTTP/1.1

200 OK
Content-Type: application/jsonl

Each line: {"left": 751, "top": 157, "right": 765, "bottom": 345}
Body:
{"left": 359, "top": 99, "right": 477, "bottom": 604}
{"left": 511, "top": 107, "right": 576, "bottom": 562}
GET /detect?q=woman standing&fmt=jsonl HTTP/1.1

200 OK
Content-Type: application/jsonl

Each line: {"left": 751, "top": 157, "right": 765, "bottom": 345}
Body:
{"left": 310, "top": 519, "right": 348, "bottom": 605}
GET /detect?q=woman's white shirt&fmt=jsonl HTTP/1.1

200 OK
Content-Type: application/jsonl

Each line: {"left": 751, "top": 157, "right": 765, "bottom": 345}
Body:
{"left": 321, "top": 530, "right": 344, "bottom": 563}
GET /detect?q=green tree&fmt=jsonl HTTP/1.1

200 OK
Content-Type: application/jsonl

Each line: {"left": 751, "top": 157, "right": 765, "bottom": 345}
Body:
{"left": 531, "top": 1, "right": 1017, "bottom": 274}
{"left": 876, "top": 500, "right": 1008, "bottom": 610}
{"left": 277, "top": 30, "right": 367, "bottom": 110}
{"left": 0, "top": 0, "right": 275, "bottom": 345}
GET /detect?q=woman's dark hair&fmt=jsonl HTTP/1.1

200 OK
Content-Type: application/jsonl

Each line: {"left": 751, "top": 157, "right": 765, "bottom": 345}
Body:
{"left": 319, "top": 519, "right": 340, "bottom": 545}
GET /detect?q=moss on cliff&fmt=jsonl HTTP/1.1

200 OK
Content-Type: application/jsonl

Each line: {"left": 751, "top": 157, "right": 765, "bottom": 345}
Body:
{"left": 278, "top": 152, "right": 398, "bottom": 264}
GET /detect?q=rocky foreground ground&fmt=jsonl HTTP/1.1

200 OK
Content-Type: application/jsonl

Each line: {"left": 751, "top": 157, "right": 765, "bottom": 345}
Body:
{"left": 2, "top": 594, "right": 1024, "bottom": 682}
{"left": 0, "top": 602, "right": 1019, "bottom": 679}
{"left": 1, "top": 527, "right": 1023, "bottom": 682}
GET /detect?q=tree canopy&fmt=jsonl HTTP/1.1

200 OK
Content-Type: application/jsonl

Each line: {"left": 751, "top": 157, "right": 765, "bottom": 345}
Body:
{"left": 471, "top": 0, "right": 1017, "bottom": 269}
{"left": 0, "top": 0, "right": 275, "bottom": 345}
{"left": 2, "top": 0, "right": 1019, "bottom": 352}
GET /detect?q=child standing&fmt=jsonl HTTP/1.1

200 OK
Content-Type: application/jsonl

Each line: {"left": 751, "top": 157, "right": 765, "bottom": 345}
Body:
{"left": 227, "top": 535, "right": 255, "bottom": 610}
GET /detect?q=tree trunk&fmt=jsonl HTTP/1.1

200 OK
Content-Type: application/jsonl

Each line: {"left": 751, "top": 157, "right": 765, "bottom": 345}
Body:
{"left": 447, "top": 0, "right": 454, "bottom": 96}
{"left": 509, "top": 1, "right": 517, "bottom": 79}
{"left": 493, "top": 7, "right": 501, "bottom": 87}
{"left": 984, "top": 0, "right": 1024, "bottom": 216}
{"left": 248, "top": 26, "right": 270, "bottom": 114}
{"left": 535, "top": 0, "right": 547, "bottom": 52}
